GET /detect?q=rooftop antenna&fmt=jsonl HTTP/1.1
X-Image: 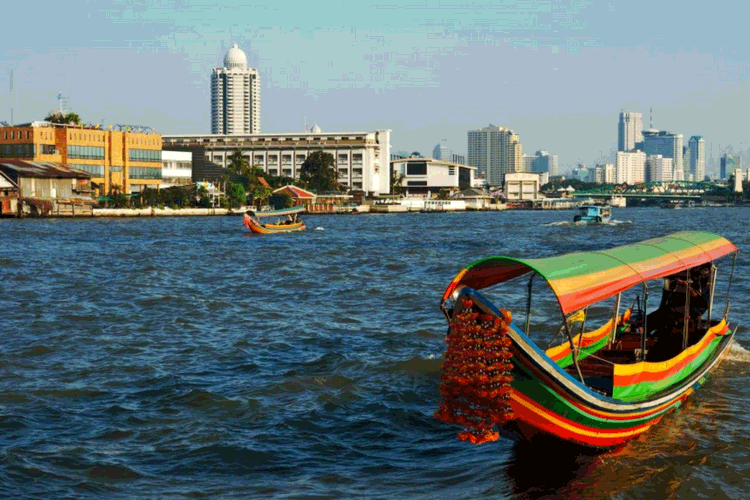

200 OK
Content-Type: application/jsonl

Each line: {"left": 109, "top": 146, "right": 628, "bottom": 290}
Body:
{"left": 649, "top": 106, "right": 653, "bottom": 130}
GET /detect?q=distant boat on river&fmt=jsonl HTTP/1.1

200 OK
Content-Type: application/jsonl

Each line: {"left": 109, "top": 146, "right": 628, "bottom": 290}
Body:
{"left": 243, "top": 206, "right": 306, "bottom": 234}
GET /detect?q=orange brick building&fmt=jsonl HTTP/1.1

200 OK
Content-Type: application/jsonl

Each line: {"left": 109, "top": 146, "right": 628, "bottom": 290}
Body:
{"left": 0, "top": 121, "right": 162, "bottom": 194}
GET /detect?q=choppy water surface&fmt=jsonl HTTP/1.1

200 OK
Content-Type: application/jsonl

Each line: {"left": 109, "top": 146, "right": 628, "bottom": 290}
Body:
{"left": 1, "top": 208, "right": 749, "bottom": 499}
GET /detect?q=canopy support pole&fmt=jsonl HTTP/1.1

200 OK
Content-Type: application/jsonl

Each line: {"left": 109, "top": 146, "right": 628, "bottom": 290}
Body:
{"left": 609, "top": 293, "right": 621, "bottom": 347}
{"left": 640, "top": 283, "right": 649, "bottom": 361}
{"left": 707, "top": 264, "right": 717, "bottom": 328}
{"left": 563, "top": 319, "right": 585, "bottom": 384}
{"left": 576, "top": 307, "right": 588, "bottom": 353}
{"left": 525, "top": 274, "right": 534, "bottom": 337}
{"left": 682, "top": 268, "right": 691, "bottom": 351}
{"left": 723, "top": 254, "right": 737, "bottom": 321}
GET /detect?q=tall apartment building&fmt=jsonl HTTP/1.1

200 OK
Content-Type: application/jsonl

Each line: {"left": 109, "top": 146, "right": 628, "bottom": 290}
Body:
{"left": 720, "top": 154, "right": 740, "bottom": 180}
{"left": 0, "top": 121, "right": 162, "bottom": 194}
{"left": 522, "top": 154, "right": 534, "bottom": 173}
{"left": 211, "top": 44, "right": 261, "bottom": 134}
{"left": 467, "top": 125, "right": 522, "bottom": 186}
{"left": 642, "top": 130, "right": 683, "bottom": 178}
{"left": 618, "top": 111, "right": 643, "bottom": 152}
{"left": 689, "top": 136, "right": 706, "bottom": 181}
{"left": 615, "top": 151, "right": 646, "bottom": 184}
{"left": 646, "top": 154, "right": 673, "bottom": 182}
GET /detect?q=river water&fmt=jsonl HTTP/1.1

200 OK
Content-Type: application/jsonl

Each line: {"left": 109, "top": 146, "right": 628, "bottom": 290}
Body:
{"left": 1, "top": 207, "right": 749, "bottom": 499}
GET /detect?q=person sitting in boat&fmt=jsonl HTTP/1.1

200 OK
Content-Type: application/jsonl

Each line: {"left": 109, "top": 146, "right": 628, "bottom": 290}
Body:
{"left": 285, "top": 215, "right": 294, "bottom": 225}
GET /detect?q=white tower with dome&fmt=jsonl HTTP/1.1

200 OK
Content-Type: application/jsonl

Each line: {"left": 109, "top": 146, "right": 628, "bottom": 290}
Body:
{"left": 210, "top": 43, "right": 261, "bottom": 134}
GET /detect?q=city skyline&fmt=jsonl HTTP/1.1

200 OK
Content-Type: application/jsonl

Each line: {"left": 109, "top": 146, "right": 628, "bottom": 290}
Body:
{"left": 2, "top": 1, "right": 749, "bottom": 172}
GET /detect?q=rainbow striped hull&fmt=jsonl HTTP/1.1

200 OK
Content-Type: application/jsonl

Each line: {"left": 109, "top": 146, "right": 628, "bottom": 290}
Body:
{"left": 463, "top": 288, "right": 734, "bottom": 449}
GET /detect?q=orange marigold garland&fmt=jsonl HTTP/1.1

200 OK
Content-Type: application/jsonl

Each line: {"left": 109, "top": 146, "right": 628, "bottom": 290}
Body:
{"left": 435, "top": 298, "right": 515, "bottom": 444}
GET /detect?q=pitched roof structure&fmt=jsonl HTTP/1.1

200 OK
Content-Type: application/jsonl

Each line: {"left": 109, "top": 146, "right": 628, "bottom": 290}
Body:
{"left": 0, "top": 160, "right": 91, "bottom": 180}
{"left": 273, "top": 185, "right": 316, "bottom": 199}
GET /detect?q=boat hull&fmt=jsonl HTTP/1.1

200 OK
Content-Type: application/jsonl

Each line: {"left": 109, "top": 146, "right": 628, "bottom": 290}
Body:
{"left": 440, "top": 288, "right": 735, "bottom": 449}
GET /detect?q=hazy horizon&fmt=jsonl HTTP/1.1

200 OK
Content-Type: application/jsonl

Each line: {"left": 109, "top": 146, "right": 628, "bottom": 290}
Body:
{"left": 2, "top": 1, "right": 749, "bottom": 174}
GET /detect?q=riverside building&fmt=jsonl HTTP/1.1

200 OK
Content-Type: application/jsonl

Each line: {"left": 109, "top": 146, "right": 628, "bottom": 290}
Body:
{"left": 163, "top": 128, "right": 392, "bottom": 196}
{"left": 467, "top": 125, "right": 522, "bottom": 187}
{"left": 390, "top": 157, "right": 475, "bottom": 196}
{"left": 0, "top": 121, "right": 162, "bottom": 194}
{"left": 720, "top": 154, "right": 740, "bottom": 180}
{"left": 211, "top": 44, "right": 261, "bottom": 134}
{"left": 615, "top": 151, "right": 646, "bottom": 184}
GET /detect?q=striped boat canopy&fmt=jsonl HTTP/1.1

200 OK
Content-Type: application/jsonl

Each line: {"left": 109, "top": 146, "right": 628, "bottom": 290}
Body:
{"left": 248, "top": 206, "right": 306, "bottom": 218}
{"left": 443, "top": 232, "right": 738, "bottom": 316}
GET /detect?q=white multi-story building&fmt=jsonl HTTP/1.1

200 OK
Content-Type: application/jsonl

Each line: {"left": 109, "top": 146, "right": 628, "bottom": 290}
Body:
{"left": 467, "top": 125, "right": 522, "bottom": 187}
{"left": 646, "top": 154, "right": 673, "bottom": 182}
{"left": 160, "top": 151, "right": 193, "bottom": 187}
{"left": 163, "top": 128, "right": 391, "bottom": 195}
{"left": 616, "top": 151, "right": 646, "bottom": 184}
{"left": 642, "top": 129, "right": 683, "bottom": 176}
{"left": 618, "top": 111, "right": 643, "bottom": 152}
{"left": 689, "top": 136, "right": 706, "bottom": 182}
{"left": 504, "top": 172, "right": 541, "bottom": 201}
{"left": 211, "top": 44, "right": 261, "bottom": 134}
{"left": 603, "top": 163, "right": 615, "bottom": 184}
{"left": 391, "top": 157, "right": 476, "bottom": 196}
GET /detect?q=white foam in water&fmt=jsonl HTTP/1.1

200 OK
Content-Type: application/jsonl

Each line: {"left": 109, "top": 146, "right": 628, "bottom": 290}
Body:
{"left": 727, "top": 341, "right": 750, "bottom": 362}
{"left": 315, "top": 227, "right": 325, "bottom": 231}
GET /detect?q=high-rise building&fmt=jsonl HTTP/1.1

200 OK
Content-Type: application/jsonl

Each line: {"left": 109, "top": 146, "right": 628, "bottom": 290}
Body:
{"left": 618, "top": 111, "right": 643, "bottom": 152}
{"left": 532, "top": 150, "right": 559, "bottom": 176}
{"left": 211, "top": 43, "right": 261, "bottom": 134}
{"left": 616, "top": 151, "right": 646, "bottom": 184}
{"left": 646, "top": 155, "right": 673, "bottom": 182}
{"left": 642, "top": 130, "right": 683, "bottom": 177}
{"left": 689, "top": 136, "right": 706, "bottom": 182}
{"left": 467, "top": 125, "right": 522, "bottom": 186}
{"left": 432, "top": 142, "right": 451, "bottom": 161}
{"left": 720, "top": 154, "right": 740, "bottom": 180}
{"left": 522, "top": 154, "right": 534, "bottom": 173}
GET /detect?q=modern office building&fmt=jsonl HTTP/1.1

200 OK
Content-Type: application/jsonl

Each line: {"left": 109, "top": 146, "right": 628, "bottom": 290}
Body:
{"left": 163, "top": 128, "right": 391, "bottom": 195}
{"left": 646, "top": 154, "right": 673, "bottom": 182}
{"left": 390, "top": 157, "right": 475, "bottom": 196}
{"left": 720, "top": 154, "right": 740, "bottom": 180}
{"left": 689, "top": 136, "right": 706, "bottom": 182}
{"left": 467, "top": 125, "right": 522, "bottom": 186}
{"left": 0, "top": 121, "right": 162, "bottom": 194}
{"left": 432, "top": 141, "right": 466, "bottom": 166}
{"left": 532, "top": 150, "right": 558, "bottom": 176}
{"left": 618, "top": 111, "right": 643, "bottom": 152}
{"left": 642, "top": 129, "right": 683, "bottom": 177}
{"left": 615, "top": 151, "right": 646, "bottom": 184}
{"left": 211, "top": 44, "right": 261, "bottom": 134}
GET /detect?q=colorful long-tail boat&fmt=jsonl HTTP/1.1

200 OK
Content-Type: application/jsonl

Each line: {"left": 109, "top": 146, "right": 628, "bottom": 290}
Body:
{"left": 436, "top": 231, "right": 738, "bottom": 449}
{"left": 243, "top": 206, "right": 306, "bottom": 234}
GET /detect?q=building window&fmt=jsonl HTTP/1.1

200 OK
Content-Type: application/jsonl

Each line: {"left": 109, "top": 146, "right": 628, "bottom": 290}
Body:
{"left": 128, "top": 149, "right": 162, "bottom": 162}
{"left": 129, "top": 167, "right": 162, "bottom": 179}
{"left": 41, "top": 144, "right": 57, "bottom": 155}
{"left": 406, "top": 162, "right": 427, "bottom": 176}
{"left": 70, "top": 164, "right": 105, "bottom": 176}
{"left": 0, "top": 143, "right": 35, "bottom": 158}
{"left": 67, "top": 145, "right": 105, "bottom": 160}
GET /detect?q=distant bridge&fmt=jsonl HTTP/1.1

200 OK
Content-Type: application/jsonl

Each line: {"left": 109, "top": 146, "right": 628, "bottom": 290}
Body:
{"left": 570, "top": 181, "right": 731, "bottom": 200}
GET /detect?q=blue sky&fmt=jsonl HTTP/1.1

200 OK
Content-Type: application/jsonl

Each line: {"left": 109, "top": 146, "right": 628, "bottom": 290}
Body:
{"left": 2, "top": 0, "right": 748, "bottom": 173}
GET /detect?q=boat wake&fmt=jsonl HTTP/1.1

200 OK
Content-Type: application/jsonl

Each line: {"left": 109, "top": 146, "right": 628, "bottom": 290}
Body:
{"left": 315, "top": 227, "right": 325, "bottom": 231}
{"left": 544, "top": 220, "right": 633, "bottom": 227}
{"left": 726, "top": 341, "right": 750, "bottom": 363}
